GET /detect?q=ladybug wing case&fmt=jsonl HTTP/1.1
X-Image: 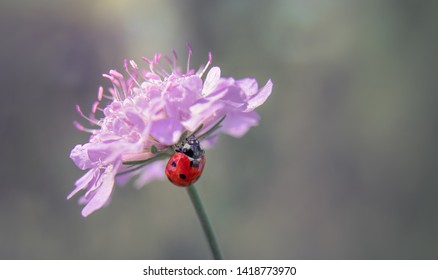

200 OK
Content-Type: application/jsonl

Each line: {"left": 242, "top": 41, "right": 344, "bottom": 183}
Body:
{"left": 166, "top": 153, "right": 206, "bottom": 187}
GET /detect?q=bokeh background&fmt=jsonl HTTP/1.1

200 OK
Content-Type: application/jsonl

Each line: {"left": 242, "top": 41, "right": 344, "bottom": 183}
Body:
{"left": 1, "top": 0, "right": 438, "bottom": 259}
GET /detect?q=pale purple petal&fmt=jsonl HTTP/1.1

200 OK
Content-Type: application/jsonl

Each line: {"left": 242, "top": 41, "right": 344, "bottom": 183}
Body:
{"left": 134, "top": 160, "right": 166, "bottom": 189}
{"left": 214, "top": 77, "right": 236, "bottom": 91}
{"left": 200, "top": 135, "right": 219, "bottom": 149}
{"left": 125, "top": 110, "right": 146, "bottom": 131}
{"left": 203, "top": 66, "right": 221, "bottom": 95}
{"left": 219, "top": 85, "right": 247, "bottom": 110}
{"left": 87, "top": 141, "right": 143, "bottom": 165}
{"left": 86, "top": 143, "right": 115, "bottom": 163}
{"left": 92, "top": 132, "right": 121, "bottom": 143}
{"left": 181, "top": 75, "right": 203, "bottom": 94}
{"left": 236, "top": 78, "right": 259, "bottom": 98}
{"left": 114, "top": 170, "right": 131, "bottom": 186}
{"left": 164, "top": 75, "right": 202, "bottom": 118}
{"left": 70, "top": 144, "right": 93, "bottom": 170}
{"left": 220, "top": 111, "right": 260, "bottom": 137}
{"left": 150, "top": 118, "right": 184, "bottom": 145}
{"left": 67, "top": 168, "right": 97, "bottom": 200}
{"left": 245, "top": 79, "right": 273, "bottom": 112}
{"left": 183, "top": 102, "right": 225, "bottom": 131}
{"left": 81, "top": 163, "right": 119, "bottom": 217}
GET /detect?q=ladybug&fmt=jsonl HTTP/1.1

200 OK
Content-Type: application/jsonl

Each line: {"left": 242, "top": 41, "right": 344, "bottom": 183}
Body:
{"left": 165, "top": 135, "right": 206, "bottom": 187}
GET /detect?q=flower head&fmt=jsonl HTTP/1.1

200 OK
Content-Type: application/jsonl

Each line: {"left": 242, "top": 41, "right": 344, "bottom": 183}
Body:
{"left": 69, "top": 47, "right": 273, "bottom": 216}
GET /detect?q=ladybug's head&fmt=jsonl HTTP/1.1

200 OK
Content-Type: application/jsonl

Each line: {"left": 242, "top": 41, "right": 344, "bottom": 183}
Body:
{"left": 186, "top": 135, "right": 200, "bottom": 146}
{"left": 176, "top": 135, "right": 204, "bottom": 159}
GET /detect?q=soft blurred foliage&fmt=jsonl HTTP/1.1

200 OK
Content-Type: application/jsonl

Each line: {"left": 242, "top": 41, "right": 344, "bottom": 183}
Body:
{"left": 1, "top": 0, "right": 438, "bottom": 259}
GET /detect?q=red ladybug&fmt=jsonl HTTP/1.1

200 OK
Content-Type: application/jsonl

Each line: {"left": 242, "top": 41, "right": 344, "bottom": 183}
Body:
{"left": 165, "top": 135, "right": 206, "bottom": 187}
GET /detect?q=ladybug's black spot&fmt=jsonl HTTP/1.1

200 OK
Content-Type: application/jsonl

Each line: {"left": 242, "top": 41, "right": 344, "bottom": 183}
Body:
{"left": 179, "top": 174, "right": 187, "bottom": 180}
{"left": 171, "top": 161, "right": 177, "bottom": 167}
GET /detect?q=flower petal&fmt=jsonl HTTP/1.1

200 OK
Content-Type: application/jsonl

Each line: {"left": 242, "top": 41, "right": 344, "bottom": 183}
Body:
{"left": 203, "top": 66, "right": 221, "bottom": 95}
{"left": 86, "top": 143, "right": 114, "bottom": 163}
{"left": 134, "top": 160, "right": 166, "bottom": 189}
{"left": 164, "top": 75, "right": 202, "bottom": 118}
{"left": 67, "top": 168, "right": 97, "bottom": 200}
{"left": 81, "top": 163, "right": 118, "bottom": 217}
{"left": 70, "top": 144, "right": 93, "bottom": 170}
{"left": 200, "top": 135, "right": 219, "bottom": 149}
{"left": 245, "top": 79, "right": 273, "bottom": 112}
{"left": 236, "top": 78, "right": 259, "bottom": 98}
{"left": 150, "top": 118, "right": 184, "bottom": 145}
{"left": 220, "top": 111, "right": 260, "bottom": 137}
{"left": 220, "top": 86, "right": 247, "bottom": 110}
{"left": 184, "top": 102, "right": 225, "bottom": 132}
{"left": 125, "top": 110, "right": 146, "bottom": 132}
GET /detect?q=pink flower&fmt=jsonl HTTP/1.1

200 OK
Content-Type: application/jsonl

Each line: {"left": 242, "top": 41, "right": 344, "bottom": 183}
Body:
{"left": 69, "top": 47, "right": 273, "bottom": 217}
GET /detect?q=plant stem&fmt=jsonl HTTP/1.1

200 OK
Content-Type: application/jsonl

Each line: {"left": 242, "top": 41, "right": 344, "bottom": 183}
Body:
{"left": 186, "top": 185, "right": 223, "bottom": 260}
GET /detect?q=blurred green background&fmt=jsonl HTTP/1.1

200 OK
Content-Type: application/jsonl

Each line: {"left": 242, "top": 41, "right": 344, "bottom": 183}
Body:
{"left": 1, "top": 0, "right": 438, "bottom": 259}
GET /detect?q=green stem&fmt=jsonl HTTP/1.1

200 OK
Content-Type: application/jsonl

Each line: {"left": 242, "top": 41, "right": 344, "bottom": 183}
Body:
{"left": 186, "top": 185, "right": 223, "bottom": 260}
